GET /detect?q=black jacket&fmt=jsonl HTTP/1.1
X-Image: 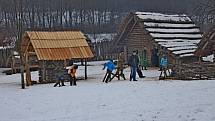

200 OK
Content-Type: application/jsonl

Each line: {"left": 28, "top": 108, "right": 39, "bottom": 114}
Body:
{"left": 128, "top": 55, "right": 139, "bottom": 67}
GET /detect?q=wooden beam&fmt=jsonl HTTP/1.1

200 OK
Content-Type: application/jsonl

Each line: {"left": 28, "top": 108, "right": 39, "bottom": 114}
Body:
{"left": 84, "top": 59, "right": 87, "bottom": 80}
{"left": 25, "top": 52, "right": 32, "bottom": 86}
{"left": 42, "top": 60, "right": 46, "bottom": 81}
{"left": 27, "top": 52, "right": 36, "bottom": 55}
{"left": 202, "top": 41, "right": 209, "bottom": 50}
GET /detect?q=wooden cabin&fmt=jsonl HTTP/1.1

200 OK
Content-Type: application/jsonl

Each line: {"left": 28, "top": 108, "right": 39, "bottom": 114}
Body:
{"left": 173, "top": 26, "right": 215, "bottom": 80}
{"left": 111, "top": 12, "right": 202, "bottom": 66}
{"left": 21, "top": 31, "right": 94, "bottom": 85}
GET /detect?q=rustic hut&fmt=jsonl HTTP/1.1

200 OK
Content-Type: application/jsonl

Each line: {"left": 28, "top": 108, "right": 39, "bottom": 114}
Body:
{"left": 195, "top": 26, "right": 215, "bottom": 61}
{"left": 21, "top": 31, "right": 94, "bottom": 85}
{"left": 171, "top": 26, "right": 215, "bottom": 80}
{"left": 181, "top": 26, "right": 215, "bottom": 79}
{"left": 111, "top": 12, "right": 202, "bottom": 66}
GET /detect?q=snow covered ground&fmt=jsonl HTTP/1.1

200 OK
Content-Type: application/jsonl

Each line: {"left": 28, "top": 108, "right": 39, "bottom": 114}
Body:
{"left": 0, "top": 61, "right": 215, "bottom": 121}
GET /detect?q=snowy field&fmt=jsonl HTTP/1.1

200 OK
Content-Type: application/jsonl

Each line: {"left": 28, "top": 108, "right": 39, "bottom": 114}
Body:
{"left": 0, "top": 61, "right": 215, "bottom": 121}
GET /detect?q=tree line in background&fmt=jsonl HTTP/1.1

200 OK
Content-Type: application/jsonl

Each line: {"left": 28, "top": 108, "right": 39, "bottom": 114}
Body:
{"left": 0, "top": 0, "right": 214, "bottom": 49}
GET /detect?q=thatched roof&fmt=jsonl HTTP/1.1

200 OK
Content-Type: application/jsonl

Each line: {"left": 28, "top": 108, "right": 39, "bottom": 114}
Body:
{"left": 195, "top": 26, "right": 215, "bottom": 57}
{"left": 21, "top": 31, "right": 94, "bottom": 60}
{"left": 113, "top": 12, "right": 202, "bottom": 58}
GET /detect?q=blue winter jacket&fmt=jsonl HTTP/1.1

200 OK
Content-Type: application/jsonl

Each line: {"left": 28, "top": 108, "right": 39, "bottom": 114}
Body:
{"left": 103, "top": 61, "right": 116, "bottom": 72}
{"left": 160, "top": 57, "right": 168, "bottom": 67}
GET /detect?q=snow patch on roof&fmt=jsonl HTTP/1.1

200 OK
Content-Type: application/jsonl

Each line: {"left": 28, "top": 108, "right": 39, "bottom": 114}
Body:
{"left": 173, "top": 49, "right": 196, "bottom": 55}
{"left": 133, "top": 12, "right": 202, "bottom": 57}
{"left": 156, "top": 39, "right": 201, "bottom": 44}
{"left": 168, "top": 46, "right": 197, "bottom": 51}
{"left": 150, "top": 33, "right": 202, "bottom": 38}
{"left": 144, "top": 22, "right": 196, "bottom": 28}
{"left": 179, "top": 53, "right": 195, "bottom": 57}
{"left": 146, "top": 28, "right": 200, "bottom": 33}
{"left": 136, "top": 12, "right": 191, "bottom": 22}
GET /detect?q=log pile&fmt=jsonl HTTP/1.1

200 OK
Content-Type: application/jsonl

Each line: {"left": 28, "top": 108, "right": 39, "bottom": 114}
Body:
{"left": 38, "top": 61, "right": 69, "bottom": 83}
{"left": 175, "top": 62, "right": 215, "bottom": 80}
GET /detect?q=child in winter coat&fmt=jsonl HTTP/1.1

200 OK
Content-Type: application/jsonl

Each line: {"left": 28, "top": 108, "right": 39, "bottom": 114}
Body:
{"left": 159, "top": 55, "right": 168, "bottom": 79}
{"left": 68, "top": 64, "right": 78, "bottom": 86}
{"left": 102, "top": 59, "right": 116, "bottom": 83}
{"left": 160, "top": 56, "right": 168, "bottom": 70}
{"left": 54, "top": 75, "right": 65, "bottom": 87}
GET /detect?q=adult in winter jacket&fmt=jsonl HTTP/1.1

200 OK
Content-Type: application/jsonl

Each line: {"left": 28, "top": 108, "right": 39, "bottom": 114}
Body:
{"left": 128, "top": 50, "right": 139, "bottom": 81}
{"left": 116, "top": 52, "right": 126, "bottom": 80}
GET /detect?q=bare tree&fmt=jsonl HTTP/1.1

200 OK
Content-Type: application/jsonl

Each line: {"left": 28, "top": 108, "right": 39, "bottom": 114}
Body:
{"left": 193, "top": 0, "right": 215, "bottom": 31}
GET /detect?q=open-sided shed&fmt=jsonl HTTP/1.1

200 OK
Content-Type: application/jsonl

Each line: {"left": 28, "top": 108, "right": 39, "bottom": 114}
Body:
{"left": 21, "top": 31, "right": 94, "bottom": 85}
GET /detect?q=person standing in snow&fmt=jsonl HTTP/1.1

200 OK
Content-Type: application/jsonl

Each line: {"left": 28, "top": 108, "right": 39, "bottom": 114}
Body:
{"left": 139, "top": 50, "right": 148, "bottom": 70}
{"left": 159, "top": 55, "right": 168, "bottom": 78}
{"left": 102, "top": 59, "right": 116, "bottom": 83}
{"left": 116, "top": 52, "right": 126, "bottom": 80}
{"left": 68, "top": 64, "right": 78, "bottom": 86}
{"left": 54, "top": 75, "right": 65, "bottom": 87}
{"left": 128, "top": 50, "right": 139, "bottom": 81}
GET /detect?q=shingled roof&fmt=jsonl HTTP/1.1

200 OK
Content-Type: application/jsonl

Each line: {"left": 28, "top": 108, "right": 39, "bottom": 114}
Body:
{"left": 21, "top": 31, "right": 94, "bottom": 60}
{"left": 136, "top": 12, "right": 202, "bottom": 58}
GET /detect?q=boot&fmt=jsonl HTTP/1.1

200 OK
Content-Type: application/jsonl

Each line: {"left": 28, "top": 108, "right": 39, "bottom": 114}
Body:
{"left": 73, "top": 77, "right": 77, "bottom": 86}
{"left": 61, "top": 81, "right": 65, "bottom": 86}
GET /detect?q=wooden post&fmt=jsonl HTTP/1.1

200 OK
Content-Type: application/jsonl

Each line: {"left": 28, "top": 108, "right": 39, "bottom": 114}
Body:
{"left": 64, "top": 59, "right": 67, "bottom": 67}
{"left": 25, "top": 53, "right": 32, "bottom": 86}
{"left": 124, "top": 46, "right": 127, "bottom": 63}
{"left": 84, "top": 59, "right": 87, "bottom": 80}
{"left": 198, "top": 55, "right": 202, "bottom": 79}
{"left": 11, "top": 54, "right": 15, "bottom": 74}
{"left": 81, "top": 59, "right": 84, "bottom": 65}
{"left": 20, "top": 54, "right": 25, "bottom": 89}
{"left": 213, "top": 45, "right": 215, "bottom": 63}
{"left": 42, "top": 60, "right": 46, "bottom": 82}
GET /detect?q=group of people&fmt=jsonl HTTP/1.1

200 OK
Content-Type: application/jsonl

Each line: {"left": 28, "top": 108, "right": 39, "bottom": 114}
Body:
{"left": 54, "top": 50, "right": 169, "bottom": 86}
{"left": 102, "top": 50, "right": 148, "bottom": 83}
{"left": 103, "top": 50, "right": 170, "bottom": 82}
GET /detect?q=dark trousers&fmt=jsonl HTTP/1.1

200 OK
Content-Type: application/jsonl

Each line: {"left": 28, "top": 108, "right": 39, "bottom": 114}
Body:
{"left": 130, "top": 67, "right": 137, "bottom": 81}
{"left": 54, "top": 80, "right": 65, "bottom": 87}
{"left": 105, "top": 70, "right": 112, "bottom": 83}
{"left": 70, "top": 76, "right": 77, "bottom": 86}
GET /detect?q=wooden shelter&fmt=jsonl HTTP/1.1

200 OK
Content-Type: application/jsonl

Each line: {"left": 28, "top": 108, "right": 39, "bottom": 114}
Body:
{"left": 173, "top": 27, "right": 215, "bottom": 80}
{"left": 111, "top": 12, "right": 202, "bottom": 66}
{"left": 21, "top": 31, "right": 94, "bottom": 84}
{"left": 195, "top": 26, "right": 215, "bottom": 61}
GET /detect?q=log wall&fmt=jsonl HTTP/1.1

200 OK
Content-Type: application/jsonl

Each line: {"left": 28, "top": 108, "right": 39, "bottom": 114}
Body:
{"left": 126, "top": 22, "right": 154, "bottom": 66}
{"left": 38, "top": 60, "right": 69, "bottom": 83}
